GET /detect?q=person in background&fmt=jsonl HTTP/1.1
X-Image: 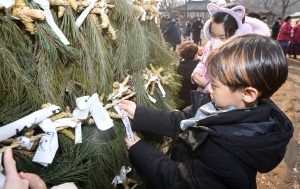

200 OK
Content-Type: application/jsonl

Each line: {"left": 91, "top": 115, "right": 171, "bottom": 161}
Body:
{"left": 183, "top": 22, "right": 192, "bottom": 41}
{"left": 261, "top": 16, "right": 267, "bottom": 23}
{"left": 121, "top": 34, "right": 293, "bottom": 189}
{"left": 288, "top": 22, "right": 300, "bottom": 59}
{"left": 277, "top": 16, "right": 293, "bottom": 55}
{"left": 160, "top": 13, "right": 168, "bottom": 32}
{"left": 176, "top": 41, "right": 199, "bottom": 110}
{"left": 271, "top": 17, "right": 282, "bottom": 40}
{"left": 248, "top": 12, "right": 261, "bottom": 20}
{"left": 192, "top": 17, "right": 204, "bottom": 46}
{"left": 163, "top": 18, "right": 182, "bottom": 51}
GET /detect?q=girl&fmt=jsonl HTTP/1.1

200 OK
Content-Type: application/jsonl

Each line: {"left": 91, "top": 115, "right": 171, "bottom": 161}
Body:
{"left": 183, "top": 22, "right": 192, "bottom": 41}
{"left": 176, "top": 41, "right": 199, "bottom": 110}
{"left": 121, "top": 34, "right": 293, "bottom": 189}
{"left": 288, "top": 22, "right": 300, "bottom": 59}
{"left": 191, "top": 3, "right": 270, "bottom": 93}
{"left": 277, "top": 16, "right": 293, "bottom": 55}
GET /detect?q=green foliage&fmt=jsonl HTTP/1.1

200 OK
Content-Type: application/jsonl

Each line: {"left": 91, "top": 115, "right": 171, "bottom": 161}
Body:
{"left": 0, "top": 0, "right": 183, "bottom": 188}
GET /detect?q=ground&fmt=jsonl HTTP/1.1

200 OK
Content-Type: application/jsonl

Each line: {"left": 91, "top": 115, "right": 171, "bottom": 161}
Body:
{"left": 256, "top": 58, "right": 300, "bottom": 189}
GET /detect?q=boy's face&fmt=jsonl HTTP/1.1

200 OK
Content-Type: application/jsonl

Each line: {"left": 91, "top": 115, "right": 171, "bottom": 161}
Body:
{"left": 208, "top": 79, "right": 245, "bottom": 109}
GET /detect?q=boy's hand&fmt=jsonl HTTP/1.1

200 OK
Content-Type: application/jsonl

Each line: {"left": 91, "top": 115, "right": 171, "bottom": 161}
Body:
{"left": 119, "top": 100, "right": 136, "bottom": 119}
{"left": 125, "top": 134, "right": 140, "bottom": 150}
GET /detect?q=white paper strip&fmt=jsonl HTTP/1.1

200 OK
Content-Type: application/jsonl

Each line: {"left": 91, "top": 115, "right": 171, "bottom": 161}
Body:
{"left": 34, "top": 0, "right": 70, "bottom": 45}
{"left": 75, "top": 0, "right": 97, "bottom": 28}
{"left": 114, "top": 104, "right": 134, "bottom": 141}
{"left": 147, "top": 94, "right": 156, "bottom": 103}
{"left": 72, "top": 94, "right": 114, "bottom": 130}
{"left": 75, "top": 123, "right": 82, "bottom": 144}
{"left": 0, "top": 0, "right": 14, "bottom": 8}
{"left": 0, "top": 105, "right": 61, "bottom": 141}
{"left": 144, "top": 74, "right": 158, "bottom": 90}
{"left": 155, "top": 80, "right": 166, "bottom": 97}
{"left": 32, "top": 131, "right": 58, "bottom": 166}
{"left": 112, "top": 85, "right": 129, "bottom": 100}
{"left": 88, "top": 94, "right": 114, "bottom": 130}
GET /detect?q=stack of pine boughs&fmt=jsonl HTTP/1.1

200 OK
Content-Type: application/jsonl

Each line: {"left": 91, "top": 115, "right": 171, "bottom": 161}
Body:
{"left": 0, "top": 0, "right": 182, "bottom": 188}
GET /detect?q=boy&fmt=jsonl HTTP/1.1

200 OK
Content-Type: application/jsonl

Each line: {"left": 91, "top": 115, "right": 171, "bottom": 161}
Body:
{"left": 121, "top": 34, "right": 293, "bottom": 189}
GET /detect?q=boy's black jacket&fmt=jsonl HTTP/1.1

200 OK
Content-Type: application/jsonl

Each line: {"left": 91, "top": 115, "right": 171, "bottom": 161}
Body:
{"left": 129, "top": 91, "right": 294, "bottom": 189}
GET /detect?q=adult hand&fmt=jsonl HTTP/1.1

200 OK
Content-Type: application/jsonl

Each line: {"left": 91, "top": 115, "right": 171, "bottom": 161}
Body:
{"left": 192, "top": 73, "right": 209, "bottom": 88}
{"left": 3, "top": 148, "right": 29, "bottom": 189}
{"left": 2, "top": 148, "right": 47, "bottom": 189}
{"left": 19, "top": 172, "right": 47, "bottom": 189}
{"left": 119, "top": 100, "right": 136, "bottom": 119}
{"left": 125, "top": 134, "right": 141, "bottom": 150}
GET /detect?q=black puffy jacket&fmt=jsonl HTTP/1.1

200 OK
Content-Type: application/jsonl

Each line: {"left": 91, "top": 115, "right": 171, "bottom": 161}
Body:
{"left": 163, "top": 19, "right": 182, "bottom": 45}
{"left": 129, "top": 91, "right": 294, "bottom": 189}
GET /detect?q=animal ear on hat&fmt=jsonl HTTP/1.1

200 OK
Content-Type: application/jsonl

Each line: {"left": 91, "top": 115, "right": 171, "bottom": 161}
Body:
{"left": 207, "top": 3, "right": 221, "bottom": 17}
{"left": 230, "top": 6, "right": 246, "bottom": 21}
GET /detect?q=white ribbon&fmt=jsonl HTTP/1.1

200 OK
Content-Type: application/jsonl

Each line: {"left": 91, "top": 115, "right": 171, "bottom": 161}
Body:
{"left": 75, "top": 0, "right": 97, "bottom": 28}
{"left": 51, "top": 182, "right": 78, "bottom": 189}
{"left": 0, "top": 105, "right": 61, "bottom": 142}
{"left": 99, "top": 0, "right": 107, "bottom": 14}
{"left": 114, "top": 104, "right": 134, "bottom": 141}
{"left": 34, "top": 0, "right": 70, "bottom": 45}
{"left": 75, "top": 123, "right": 82, "bottom": 144}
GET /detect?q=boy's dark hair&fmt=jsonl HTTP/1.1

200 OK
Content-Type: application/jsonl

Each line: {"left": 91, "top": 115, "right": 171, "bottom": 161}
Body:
{"left": 248, "top": 12, "right": 261, "bottom": 20}
{"left": 261, "top": 16, "right": 267, "bottom": 20}
{"left": 177, "top": 41, "right": 198, "bottom": 60}
{"left": 167, "top": 18, "right": 172, "bottom": 22}
{"left": 186, "top": 22, "right": 191, "bottom": 27}
{"left": 207, "top": 33, "right": 288, "bottom": 99}
{"left": 210, "top": 12, "right": 238, "bottom": 38}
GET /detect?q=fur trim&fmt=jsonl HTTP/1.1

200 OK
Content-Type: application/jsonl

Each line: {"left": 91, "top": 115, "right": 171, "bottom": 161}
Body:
{"left": 204, "top": 3, "right": 251, "bottom": 40}
{"left": 245, "top": 16, "right": 271, "bottom": 36}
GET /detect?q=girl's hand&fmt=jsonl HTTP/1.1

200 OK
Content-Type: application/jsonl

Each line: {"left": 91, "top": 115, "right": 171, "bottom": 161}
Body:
{"left": 119, "top": 100, "right": 136, "bottom": 119}
{"left": 192, "top": 73, "right": 209, "bottom": 88}
{"left": 125, "top": 134, "right": 141, "bottom": 150}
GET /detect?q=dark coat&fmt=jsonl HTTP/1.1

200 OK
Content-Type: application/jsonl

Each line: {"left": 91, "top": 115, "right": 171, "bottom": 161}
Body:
{"left": 184, "top": 25, "right": 192, "bottom": 37}
{"left": 163, "top": 19, "right": 182, "bottom": 45}
{"left": 177, "top": 59, "right": 199, "bottom": 110}
{"left": 129, "top": 91, "right": 294, "bottom": 189}
{"left": 271, "top": 22, "right": 281, "bottom": 40}
{"left": 192, "top": 21, "right": 204, "bottom": 41}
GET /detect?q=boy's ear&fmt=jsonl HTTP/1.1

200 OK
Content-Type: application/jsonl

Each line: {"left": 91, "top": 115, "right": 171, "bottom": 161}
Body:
{"left": 242, "top": 87, "right": 259, "bottom": 104}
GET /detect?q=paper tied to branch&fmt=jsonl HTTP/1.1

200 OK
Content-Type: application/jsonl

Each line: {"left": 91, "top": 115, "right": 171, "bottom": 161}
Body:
{"left": 114, "top": 104, "right": 134, "bottom": 141}
{"left": 72, "top": 93, "right": 114, "bottom": 130}
{"left": 0, "top": 153, "right": 5, "bottom": 189}
{"left": 75, "top": 0, "right": 97, "bottom": 28}
{"left": 112, "top": 85, "right": 129, "bottom": 100}
{"left": 33, "top": 0, "right": 70, "bottom": 45}
{"left": 137, "top": 6, "right": 146, "bottom": 21}
{"left": 53, "top": 118, "right": 82, "bottom": 144}
{"left": 144, "top": 73, "right": 166, "bottom": 102}
{"left": 51, "top": 182, "right": 78, "bottom": 189}
{"left": 16, "top": 136, "right": 34, "bottom": 150}
{"left": 0, "top": 104, "right": 61, "bottom": 142}
{"left": 33, "top": 119, "right": 59, "bottom": 167}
